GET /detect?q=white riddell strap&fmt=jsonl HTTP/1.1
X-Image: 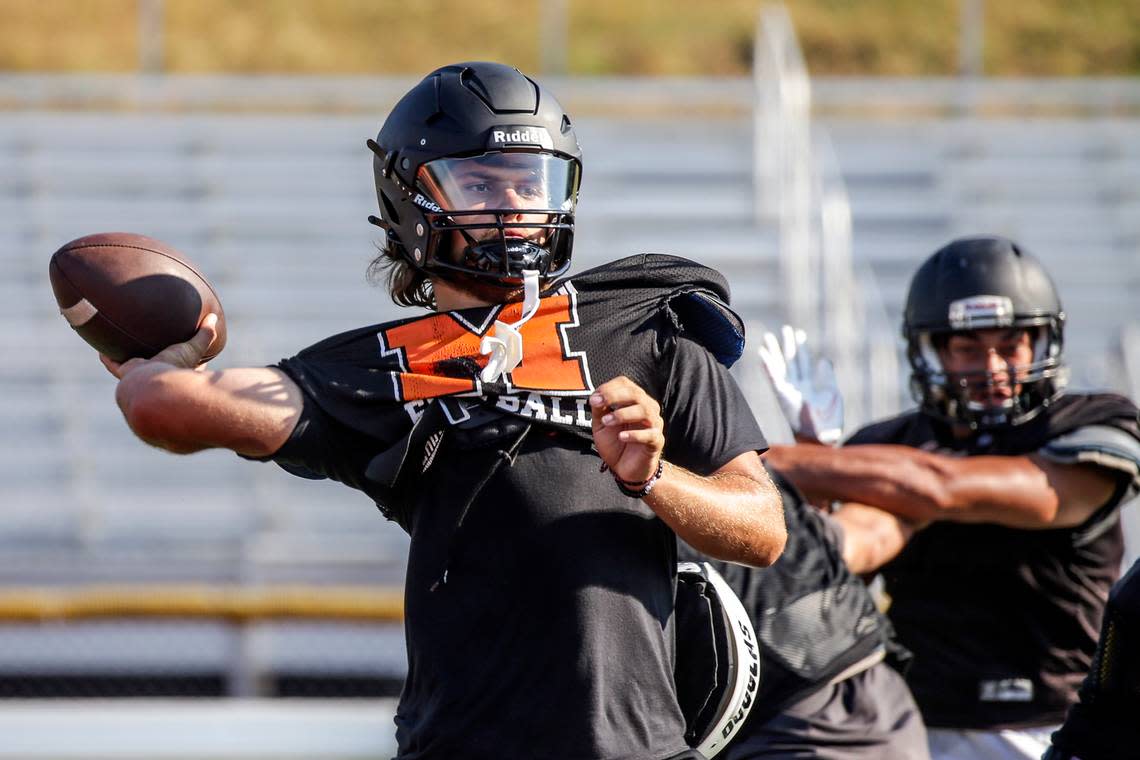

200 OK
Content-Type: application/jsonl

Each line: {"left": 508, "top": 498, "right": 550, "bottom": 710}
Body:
{"left": 480, "top": 269, "right": 541, "bottom": 383}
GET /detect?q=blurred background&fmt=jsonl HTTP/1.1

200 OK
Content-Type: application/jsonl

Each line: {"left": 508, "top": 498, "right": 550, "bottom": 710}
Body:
{"left": 1, "top": 1, "right": 1139, "bottom": 757}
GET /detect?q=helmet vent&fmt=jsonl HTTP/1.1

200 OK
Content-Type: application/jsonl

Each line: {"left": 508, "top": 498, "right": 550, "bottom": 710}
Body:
{"left": 458, "top": 65, "right": 535, "bottom": 114}
{"left": 430, "top": 73, "right": 443, "bottom": 121}
{"left": 459, "top": 67, "right": 494, "bottom": 111}
{"left": 561, "top": 114, "right": 573, "bottom": 134}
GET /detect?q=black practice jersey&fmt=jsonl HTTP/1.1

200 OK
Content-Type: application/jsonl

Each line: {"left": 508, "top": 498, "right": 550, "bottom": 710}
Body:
{"left": 847, "top": 393, "right": 1140, "bottom": 729}
{"left": 261, "top": 256, "right": 769, "bottom": 760}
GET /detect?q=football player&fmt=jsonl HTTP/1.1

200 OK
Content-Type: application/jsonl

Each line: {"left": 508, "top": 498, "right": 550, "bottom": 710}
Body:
{"left": 681, "top": 353, "right": 929, "bottom": 760}
{"left": 1043, "top": 557, "right": 1140, "bottom": 760}
{"left": 101, "top": 61, "right": 786, "bottom": 760}
{"left": 762, "top": 236, "right": 1140, "bottom": 760}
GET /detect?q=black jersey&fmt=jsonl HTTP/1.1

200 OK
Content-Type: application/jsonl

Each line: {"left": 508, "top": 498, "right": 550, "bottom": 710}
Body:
{"left": 847, "top": 393, "right": 1140, "bottom": 729}
{"left": 261, "top": 256, "right": 769, "bottom": 759}
{"left": 264, "top": 254, "right": 744, "bottom": 519}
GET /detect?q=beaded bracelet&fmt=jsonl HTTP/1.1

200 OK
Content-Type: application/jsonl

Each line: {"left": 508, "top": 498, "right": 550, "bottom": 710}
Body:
{"left": 600, "top": 460, "right": 665, "bottom": 498}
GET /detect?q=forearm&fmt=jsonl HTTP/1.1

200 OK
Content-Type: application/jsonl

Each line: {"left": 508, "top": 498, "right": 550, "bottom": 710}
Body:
{"left": 645, "top": 462, "right": 786, "bottom": 567}
{"left": 831, "top": 503, "right": 921, "bottom": 575}
{"left": 116, "top": 363, "right": 207, "bottom": 453}
{"left": 763, "top": 443, "right": 946, "bottom": 521}
{"left": 115, "top": 362, "right": 301, "bottom": 456}
{"left": 764, "top": 443, "right": 1063, "bottom": 525}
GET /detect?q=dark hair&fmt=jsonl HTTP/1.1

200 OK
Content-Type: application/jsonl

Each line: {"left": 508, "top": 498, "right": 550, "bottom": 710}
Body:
{"left": 366, "top": 242, "right": 435, "bottom": 309}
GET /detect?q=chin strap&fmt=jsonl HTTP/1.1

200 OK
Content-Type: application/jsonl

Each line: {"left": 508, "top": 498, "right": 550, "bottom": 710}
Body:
{"left": 480, "top": 269, "right": 541, "bottom": 383}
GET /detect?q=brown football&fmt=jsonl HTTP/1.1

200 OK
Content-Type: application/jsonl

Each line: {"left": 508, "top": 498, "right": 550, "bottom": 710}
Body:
{"left": 48, "top": 232, "right": 226, "bottom": 363}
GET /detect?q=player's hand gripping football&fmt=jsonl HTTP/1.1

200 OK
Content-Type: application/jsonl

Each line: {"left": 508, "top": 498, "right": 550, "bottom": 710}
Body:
{"left": 758, "top": 325, "right": 844, "bottom": 445}
{"left": 590, "top": 376, "right": 664, "bottom": 489}
{"left": 100, "top": 314, "right": 220, "bottom": 380}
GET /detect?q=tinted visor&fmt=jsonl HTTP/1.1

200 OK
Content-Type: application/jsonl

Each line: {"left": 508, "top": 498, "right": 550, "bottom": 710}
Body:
{"left": 416, "top": 151, "right": 579, "bottom": 214}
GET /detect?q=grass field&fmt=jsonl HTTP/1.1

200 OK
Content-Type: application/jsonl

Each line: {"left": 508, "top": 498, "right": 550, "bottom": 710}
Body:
{"left": 0, "top": 0, "right": 1138, "bottom": 76}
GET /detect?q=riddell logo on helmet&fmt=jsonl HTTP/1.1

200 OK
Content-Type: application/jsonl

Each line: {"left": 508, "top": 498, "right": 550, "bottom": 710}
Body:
{"left": 487, "top": 126, "right": 553, "bottom": 149}
{"left": 948, "top": 295, "right": 1014, "bottom": 329}
{"left": 493, "top": 129, "right": 539, "bottom": 144}
{"left": 412, "top": 193, "right": 444, "bottom": 213}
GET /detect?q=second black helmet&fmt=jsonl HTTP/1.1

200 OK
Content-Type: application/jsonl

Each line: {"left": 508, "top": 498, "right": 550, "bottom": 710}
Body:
{"left": 903, "top": 235, "right": 1068, "bottom": 428}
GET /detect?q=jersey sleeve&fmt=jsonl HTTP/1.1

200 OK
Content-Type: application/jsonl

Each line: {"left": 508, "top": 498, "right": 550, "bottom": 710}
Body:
{"left": 661, "top": 335, "right": 768, "bottom": 476}
{"left": 240, "top": 364, "right": 392, "bottom": 508}
{"left": 1038, "top": 424, "right": 1140, "bottom": 509}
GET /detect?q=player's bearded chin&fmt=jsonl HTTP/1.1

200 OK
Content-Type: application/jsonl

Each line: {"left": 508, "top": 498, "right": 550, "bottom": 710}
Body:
{"left": 450, "top": 274, "right": 525, "bottom": 305}
{"left": 444, "top": 229, "right": 547, "bottom": 305}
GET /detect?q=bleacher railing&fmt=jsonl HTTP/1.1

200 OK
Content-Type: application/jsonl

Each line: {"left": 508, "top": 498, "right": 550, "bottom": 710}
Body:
{"left": 753, "top": 4, "right": 899, "bottom": 432}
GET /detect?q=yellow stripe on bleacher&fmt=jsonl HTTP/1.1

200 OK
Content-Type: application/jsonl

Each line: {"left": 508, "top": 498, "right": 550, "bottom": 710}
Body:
{"left": 0, "top": 585, "right": 405, "bottom": 622}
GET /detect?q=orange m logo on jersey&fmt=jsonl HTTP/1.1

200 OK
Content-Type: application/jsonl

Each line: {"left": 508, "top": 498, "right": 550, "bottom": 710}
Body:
{"left": 377, "top": 288, "right": 593, "bottom": 402}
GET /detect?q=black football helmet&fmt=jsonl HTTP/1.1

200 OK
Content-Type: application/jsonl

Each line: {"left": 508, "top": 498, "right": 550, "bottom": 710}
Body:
{"left": 904, "top": 235, "right": 1068, "bottom": 428}
{"left": 367, "top": 62, "right": 582, "bottom": 287}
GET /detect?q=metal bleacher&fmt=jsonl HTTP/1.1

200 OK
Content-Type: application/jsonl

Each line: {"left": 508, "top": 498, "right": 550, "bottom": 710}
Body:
{"left": 1, "top": 114, "right": 393, "bottom": 589}
{"left": 826, "top": 116, "right": 1140, "bottom": 395}
{"left": 1, "top": 61, "right": 1139, "bottom": 699}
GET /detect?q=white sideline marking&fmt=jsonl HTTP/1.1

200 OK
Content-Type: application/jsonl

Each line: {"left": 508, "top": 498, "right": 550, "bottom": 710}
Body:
{"left": 0, "top": 698, "right": 398, "bottom": 758}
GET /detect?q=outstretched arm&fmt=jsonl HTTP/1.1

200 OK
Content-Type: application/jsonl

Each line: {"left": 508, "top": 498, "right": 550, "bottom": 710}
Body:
{"left": 104, "top": 315, "right": 303, "bottom": 457}
{"left": 830, "top": 502, "right": 923, "bottom": 575}
{"left": 763, "top": 442, "right": 1118, "bottom": 530}
{"left": 590, "top": 376, "right": 786, "bottom": 568}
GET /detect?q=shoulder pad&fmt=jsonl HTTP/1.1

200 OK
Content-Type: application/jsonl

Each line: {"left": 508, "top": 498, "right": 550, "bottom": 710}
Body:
{"left": 1039, "top": 425, "right": 1140, "bottom": 480}
{"left": 566, "top": 253, "right": 732, "bottom": 303}
{"left": 668, "top": 290, "right": 745, "bottom": 368}
{"left": 561, "top": 254, "right": 745, "bottom": 367}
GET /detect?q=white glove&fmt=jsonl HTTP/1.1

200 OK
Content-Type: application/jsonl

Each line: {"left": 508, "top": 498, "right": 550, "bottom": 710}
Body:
{"left": 758, "top": 325, "right": 844, "bottom": 445}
